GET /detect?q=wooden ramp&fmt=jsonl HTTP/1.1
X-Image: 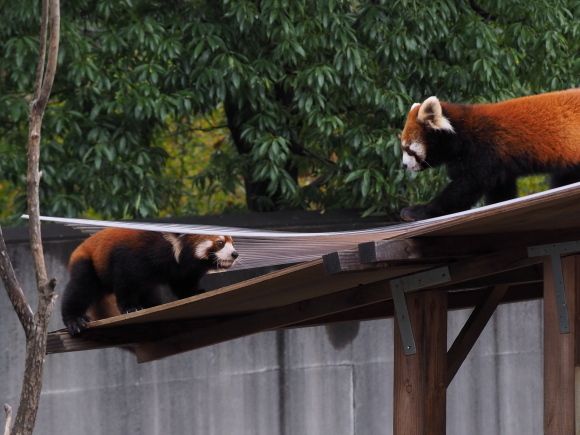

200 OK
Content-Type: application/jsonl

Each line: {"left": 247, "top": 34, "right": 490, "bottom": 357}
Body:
{"left": 47, "top": 182, "right": 580, "bottom": 434}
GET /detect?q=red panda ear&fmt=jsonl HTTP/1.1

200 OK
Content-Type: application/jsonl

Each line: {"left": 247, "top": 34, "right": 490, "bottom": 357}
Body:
{"left": 417, "top": 96, "right": 454, "bottom": 132}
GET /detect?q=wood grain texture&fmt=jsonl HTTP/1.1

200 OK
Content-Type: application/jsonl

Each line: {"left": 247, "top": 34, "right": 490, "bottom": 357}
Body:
{"left": 393, "top": 290, "right": 447, "bottom": 435}
{"left": 543, "top": 255, "right": 579, "bottom": 434}
{"left": 134, "top": 279, "right": 394, "bottom": 362}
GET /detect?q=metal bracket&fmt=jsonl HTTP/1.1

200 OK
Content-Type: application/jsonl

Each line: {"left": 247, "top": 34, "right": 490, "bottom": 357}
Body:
{"left": 528, "top": 240, "right": 580, "bottom": 334}
{"left": 390, "top": 266, "right": 451, "bottom": 355}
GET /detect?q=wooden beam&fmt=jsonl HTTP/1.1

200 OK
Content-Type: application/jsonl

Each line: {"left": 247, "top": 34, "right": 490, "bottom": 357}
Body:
{"left": 133, "top": 278, "right": 394, "bottom": 363}
{"left": 289, "top": 282, "right": 543, "bottom": 328}
{"left": 359, "top": 230, "right": 580, "bottom": 264}
{"left": 328, "top": 241, "right": 541, "bottom": 280}
{"left": 544, "top": 255, "right": 580, "bottom": 433}
{"left": 322, "top": 250, "right": 394, "bottom": 274}
{"left": 435, "top": 264, "right": 542, "bottom": 291}
{"left": 417, "top": 246, "right": 540, "bottom": 291}
{"left": 446, "top": 284, "right": 510, "bottom": 386}
{"left": 394, "top": 290, "right": 447, "bottom": 435}
{"left": 359, "top": 237, "right": 476, "bottom": 263}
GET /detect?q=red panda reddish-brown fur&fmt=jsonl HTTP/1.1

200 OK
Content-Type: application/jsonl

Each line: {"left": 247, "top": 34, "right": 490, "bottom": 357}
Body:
{"left": 399, "top": 89, "right": 580, "bottom": 221}
{"left": 61, "top": 228, "right": 238, "bottom": 335}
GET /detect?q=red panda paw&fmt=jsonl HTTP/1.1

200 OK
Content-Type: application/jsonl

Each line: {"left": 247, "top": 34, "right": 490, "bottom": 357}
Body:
{"left": 65, "top": 315, "right": 93, "bottom": 335}
{"left": 400, "top": 205, "right": 431, "bottom": 222}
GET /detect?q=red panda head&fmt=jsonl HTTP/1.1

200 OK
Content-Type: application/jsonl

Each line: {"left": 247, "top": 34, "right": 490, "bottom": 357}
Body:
{"left": 163, "top": 233, "right": 239, "bottom": 270}
{"left": 400, "top": 96, "right": 455, "bottom": 172}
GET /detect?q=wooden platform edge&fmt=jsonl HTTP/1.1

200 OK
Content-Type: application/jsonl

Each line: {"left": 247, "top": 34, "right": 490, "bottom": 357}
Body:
{"left": 133, "top": 278, "right": 395, "bottom": 363}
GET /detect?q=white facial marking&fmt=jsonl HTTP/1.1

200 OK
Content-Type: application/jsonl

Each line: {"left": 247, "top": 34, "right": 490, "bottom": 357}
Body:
{"left": 195, "top": 240, "right": 214, "bottom": 259}
{"left": 403, "top": 151, "right": 422, "bottom": 172}
{"left": 409, "top": 142, "right": 426, "bottom": 159}
{"left": 215, "top": 242, "right": 237, "bottom": 263}
{"left": 402, "top": 141, "right": 426, "bottom": 172}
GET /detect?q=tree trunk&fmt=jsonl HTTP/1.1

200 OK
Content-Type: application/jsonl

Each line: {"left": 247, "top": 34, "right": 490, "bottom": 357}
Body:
{"left": 0, "top": 1, "right": 60, "bottom": 434}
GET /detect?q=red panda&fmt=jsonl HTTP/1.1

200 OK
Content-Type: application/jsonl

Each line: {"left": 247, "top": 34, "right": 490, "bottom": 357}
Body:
{"left": 61, "top": 228, "right": 238, "bottom": 335}
{"left": 399, "top": 89, "right": 580, "bottom": 221}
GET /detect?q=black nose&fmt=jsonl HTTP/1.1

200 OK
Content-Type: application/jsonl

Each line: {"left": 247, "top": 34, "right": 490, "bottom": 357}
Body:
{"left": 402, "top": 163, "right": 407, "bottom": 169}
{"left": 231, "top": 251, "right": 239, "bottom": 259}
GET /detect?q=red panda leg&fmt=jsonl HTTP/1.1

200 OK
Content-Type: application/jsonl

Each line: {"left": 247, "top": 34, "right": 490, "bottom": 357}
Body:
{"left": 111, "top": 273, "right": 145, "bottom": 314}
{"left": 61, "top": 259, "right": 102, "bottom": 335}
{"left": 104, "top": 248, "right": 147, "bottom": 314}
{"left": 484, "top": 178, "right": 518, "bottom": 205}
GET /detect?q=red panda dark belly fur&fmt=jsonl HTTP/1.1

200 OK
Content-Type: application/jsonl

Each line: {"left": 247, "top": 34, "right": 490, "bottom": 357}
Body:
{"left": 61, "top": 228, "right": 238, "bottom": 335}
{"left": 399, "top": 89, "right": 580, "bottom": 221}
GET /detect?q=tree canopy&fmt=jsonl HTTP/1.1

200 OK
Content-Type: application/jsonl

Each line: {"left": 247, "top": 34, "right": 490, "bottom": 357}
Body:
{"left": 1, "top": 0, "right": 579, "bottom": 222}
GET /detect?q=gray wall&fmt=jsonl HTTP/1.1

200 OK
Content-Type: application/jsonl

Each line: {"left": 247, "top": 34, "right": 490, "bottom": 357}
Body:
{"left": 0, "top": 230, "right": 543, "bottom": 435}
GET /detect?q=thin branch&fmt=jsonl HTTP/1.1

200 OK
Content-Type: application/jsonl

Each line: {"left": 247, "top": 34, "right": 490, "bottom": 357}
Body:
{"left": 38, "top": 0, "right": 60, "bottom": 110}
{"left": 27, "top": 0, "right": 60, "bottom": 292}
{"left": 33, "top": 0, "right": 49, "bottom": 102}
{"left": 4, "top": 404, "right": 11, "bottom": 435}
{"left": 0, "top": 227, "right": 34, "bottom": 334}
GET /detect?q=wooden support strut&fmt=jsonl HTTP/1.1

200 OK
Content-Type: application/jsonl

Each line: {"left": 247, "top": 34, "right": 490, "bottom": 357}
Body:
{"left": 372, "top": 245, "right": 541, "bottom": 355}
{"left": 543, "top": 255, "right": 580, "bottom": 433}
{"left": 528, "top": 240, "right": 580, "bottom": 333}
{"left": 393, "top": 289, "right": 448, "bottom": 435}
{"left": 445, "top": 284, "right": 510, "bottom": 387}
{"left": 390, "top": 267, "right": 451, "bottom": 355}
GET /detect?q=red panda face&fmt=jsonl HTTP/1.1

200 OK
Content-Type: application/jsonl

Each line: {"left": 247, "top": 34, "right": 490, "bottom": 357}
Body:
{"left": 400, "top": 97, "right": 455, "bottom": 172}
{"left": 401, "top": 103, "right": 428, "bottom": 172}
{"left": 194, "top": 235, "right": 238, "bottom": 269}
{"left": 163, "top": 233, "right": 239, "bottom": 269}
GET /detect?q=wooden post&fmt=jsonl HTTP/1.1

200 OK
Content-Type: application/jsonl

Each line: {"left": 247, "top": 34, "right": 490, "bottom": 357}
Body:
{"left": 544, "top": 255, "right": 580, "bottom": 433}
{"left": 393, "top": 290, "right": 447, "bottom": 435}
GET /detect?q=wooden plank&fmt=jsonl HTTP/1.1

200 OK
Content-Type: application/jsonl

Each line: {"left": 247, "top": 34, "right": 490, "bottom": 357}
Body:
{"left": 133, "top": 278, "right": 394, "bottom": 363}
{"left": 446, "top": 284, "right": 510, "bottom": 386}
{"left": 544, "top": 255, "right": 580, "bottom": 434}
{"left": 80, "top": 259, "right": 412, "bottom": 328}
{"left": 393, "top": 290, "right": 447, "bottom": 435}
{"left": 46, "top": 317, "right": 230, "bottom": 354}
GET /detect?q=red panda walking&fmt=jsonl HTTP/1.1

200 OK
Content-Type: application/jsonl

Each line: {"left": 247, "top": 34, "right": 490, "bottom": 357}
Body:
{"left": 62, "top": 228, "right": 238, "bottom": 335}
{"left": 399, "top": 89, "right": 580, "bottom": 221}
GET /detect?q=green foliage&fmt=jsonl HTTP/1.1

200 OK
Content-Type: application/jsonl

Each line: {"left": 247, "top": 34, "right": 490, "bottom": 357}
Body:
{"left": 518, "top": 175, "right": 549, "bottom": 197}
{"left": 1, "top": 0, "right": 580, "bottom": 222}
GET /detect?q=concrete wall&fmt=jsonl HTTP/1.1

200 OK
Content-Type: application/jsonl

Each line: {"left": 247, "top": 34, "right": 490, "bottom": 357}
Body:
{"left": 0, "top": 225, "right": 543, "bottom": 435}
